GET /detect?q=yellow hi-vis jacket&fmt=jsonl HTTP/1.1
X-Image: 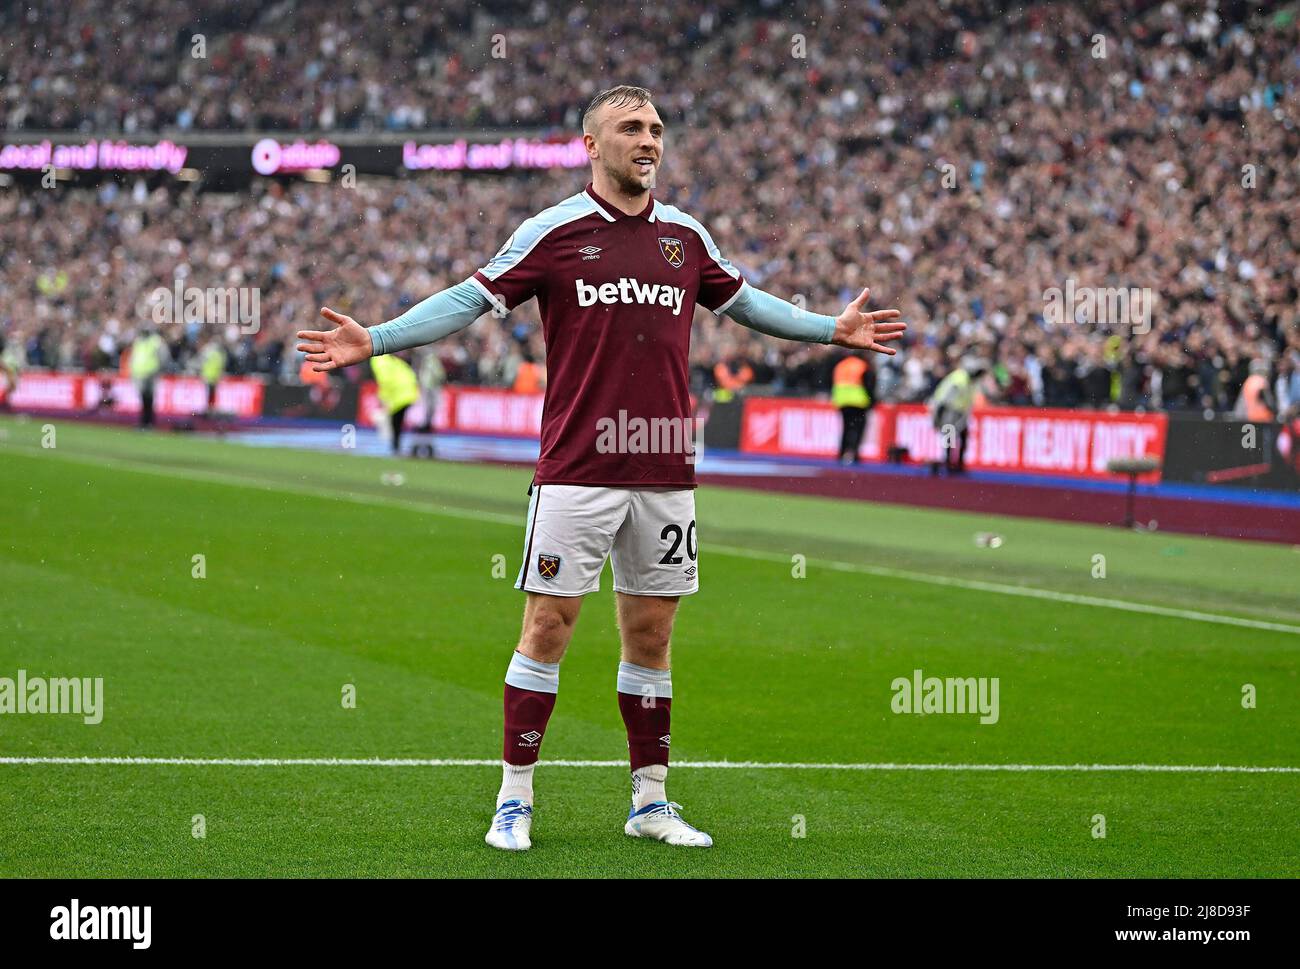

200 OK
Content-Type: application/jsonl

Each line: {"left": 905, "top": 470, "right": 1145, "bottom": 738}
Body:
{"left": 371, "top": 354, "right": 420, "bottom": 414}
{"left": 930, "top": 368, "right": 974, "bottom": 415}
{"left": 200, "top": 344, "right": 226, "bottom": 385}
{"left": 129, "top": 333, "right": 164, "bottom": 382}
{"left": 831, "top": 356, "right": 870, "bottom": 409}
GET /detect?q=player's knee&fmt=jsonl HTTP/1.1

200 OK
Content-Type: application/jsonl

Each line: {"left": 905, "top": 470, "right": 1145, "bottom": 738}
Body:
{"left": 623, "top": 636, "right": 670, "bottom": 668}
{"left": 619, "top": 619, "right": 672, "bottom": 664}
{"left": 519, "top": 600, "right": 578, "bottom": 658}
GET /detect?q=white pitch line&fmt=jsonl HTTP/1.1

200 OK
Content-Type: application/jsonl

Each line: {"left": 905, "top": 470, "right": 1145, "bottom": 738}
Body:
{"left": 1, "top": 757, "right": 1297, "bottom": 773}
{"left": 17, "top": 444, "right": 1300, "bottom": 636}
{"left": 709, "top": 543, "right": 1300, "bottom": 636}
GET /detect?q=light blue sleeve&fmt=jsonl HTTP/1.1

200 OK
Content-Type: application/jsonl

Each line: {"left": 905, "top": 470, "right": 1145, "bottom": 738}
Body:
{"left": 366, "top": 278, "right": 496, "bottom": 356}
{"left": 722, "top": 282, "right": 837, "bottom": 344}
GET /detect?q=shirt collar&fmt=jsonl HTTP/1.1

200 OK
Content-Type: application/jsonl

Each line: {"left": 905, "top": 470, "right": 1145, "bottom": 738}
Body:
{"left": 585, "top": 182, "right": 656, "bottom": 222}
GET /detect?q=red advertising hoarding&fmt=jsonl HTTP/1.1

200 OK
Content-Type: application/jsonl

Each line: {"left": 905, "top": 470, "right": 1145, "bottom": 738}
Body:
{"left": 740, "top": 395, "right": 888, "bottom": 461}
{"left": 741, "top": 398, "right": 1167, "bottom": 482}
{"left": 5, "top": 372, "right": 1169, "bottom": 483}
{"left": 357, "top": 383, "right": 544, "bottom": 438}
{"left": 6, "top": 372, "right": 264, "bottom": 419}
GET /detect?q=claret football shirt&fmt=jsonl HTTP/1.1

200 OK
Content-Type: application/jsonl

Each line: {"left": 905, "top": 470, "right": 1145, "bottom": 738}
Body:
{"left": 471, "top": 183, "right": 744, "bottom": 487}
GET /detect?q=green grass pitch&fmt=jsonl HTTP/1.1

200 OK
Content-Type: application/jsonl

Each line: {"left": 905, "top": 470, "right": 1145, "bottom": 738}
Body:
{"left": 0, "top": 415, "right": 1297, "bottom": 877}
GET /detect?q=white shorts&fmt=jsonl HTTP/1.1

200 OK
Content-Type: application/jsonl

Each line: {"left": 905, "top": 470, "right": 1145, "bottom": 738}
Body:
{"left": 515, "top": 485, "right": 699, "bottom": 597}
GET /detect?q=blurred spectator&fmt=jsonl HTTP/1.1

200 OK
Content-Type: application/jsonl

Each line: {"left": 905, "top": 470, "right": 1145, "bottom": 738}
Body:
{"left": 1235, "top": 359, "right": 1277, "bottom": 422}
{"left": 712, "top": 348, "right": 755, "bottom": 403}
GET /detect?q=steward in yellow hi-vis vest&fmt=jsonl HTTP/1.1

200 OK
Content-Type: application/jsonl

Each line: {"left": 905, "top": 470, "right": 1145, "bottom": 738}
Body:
{"left": 200, "top": 340, "right": 226, "bottom": 412}
{"left": 371, "top": 352, "right": 420, "bottom": 455}
{"left": 833, "top": 353, "right": 872, "bottom": 464}
{"left": 129, "top": 332, "right": 164, "bottom": 383}
{"left": 128, "top": 329, "right": 168, "bottom": 428}
{"left": 927, "top": 357, "right": 986, "bottom": 474}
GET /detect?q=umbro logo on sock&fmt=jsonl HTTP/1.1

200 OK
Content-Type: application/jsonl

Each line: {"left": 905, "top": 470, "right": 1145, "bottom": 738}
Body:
{"left": 659, "top": 734, "right": 671, "bottom": 746}
{"left": 519, "top": 731, "right": 542, "bottom": 745}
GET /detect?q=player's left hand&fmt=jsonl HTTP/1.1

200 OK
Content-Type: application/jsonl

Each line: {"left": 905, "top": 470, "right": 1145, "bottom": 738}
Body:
{"left": 830, "top": 287, "right": 907, "bottom": 354}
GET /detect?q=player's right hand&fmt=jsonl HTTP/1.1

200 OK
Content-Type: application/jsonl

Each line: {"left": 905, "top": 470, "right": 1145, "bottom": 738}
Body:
{"left": 296, "top": 307, "right": 373, "bottom": 371}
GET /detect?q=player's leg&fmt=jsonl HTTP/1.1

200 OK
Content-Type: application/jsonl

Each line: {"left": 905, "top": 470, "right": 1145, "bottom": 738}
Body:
{"left": 501, "top": 590, "right": 583, "bottom": 791}
{"left": 487, "top": 485, "right": 628, "bottom": 851}
{"left": 487, "top": 592, "right": 582, "bottom": 851}
{"left": 615, "top": 591, "right": 677, "bottom": 804}
{"left": 610, "top": 489, "right": 711, "bottom": 846}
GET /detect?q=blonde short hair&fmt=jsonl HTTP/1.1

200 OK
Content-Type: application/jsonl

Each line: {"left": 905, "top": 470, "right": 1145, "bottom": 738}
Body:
{"left": 581, "top": 85, "right": 654, "bottom": 134}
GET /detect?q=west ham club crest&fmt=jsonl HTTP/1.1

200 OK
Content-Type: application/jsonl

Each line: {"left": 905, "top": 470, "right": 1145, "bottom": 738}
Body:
{"left": 658, "top": 237, "right": 684, "bottom": 268}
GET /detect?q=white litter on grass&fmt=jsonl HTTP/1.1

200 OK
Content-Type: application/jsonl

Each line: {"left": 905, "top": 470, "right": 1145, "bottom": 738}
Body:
{"left": 1, "top": 757, "right": 1296, "bottom": 773}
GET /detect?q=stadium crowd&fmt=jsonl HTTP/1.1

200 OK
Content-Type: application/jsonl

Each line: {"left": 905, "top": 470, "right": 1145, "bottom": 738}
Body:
{"left": 2, "top": 0, "right": 1299, "bottom": 415}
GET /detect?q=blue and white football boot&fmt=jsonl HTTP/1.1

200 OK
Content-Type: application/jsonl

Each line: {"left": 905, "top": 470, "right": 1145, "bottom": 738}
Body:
{"left": 624, "top": 801, "right": 713, "bottom": 847}
{"left": 485, "top": 799, "right": 533, "bottom": 851}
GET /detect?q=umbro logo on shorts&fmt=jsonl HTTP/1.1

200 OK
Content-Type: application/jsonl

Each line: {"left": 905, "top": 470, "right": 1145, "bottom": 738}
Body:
{"left": 537, "top": 553, "right": 561, "bottom": 579}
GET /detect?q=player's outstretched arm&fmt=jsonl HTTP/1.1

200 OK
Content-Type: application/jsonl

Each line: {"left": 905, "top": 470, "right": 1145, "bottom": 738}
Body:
{"left": 296, "top": 279, "right": 495, "bottom": 372}
{"left": 723, "top": 283, "right": 906, "bottom": 354}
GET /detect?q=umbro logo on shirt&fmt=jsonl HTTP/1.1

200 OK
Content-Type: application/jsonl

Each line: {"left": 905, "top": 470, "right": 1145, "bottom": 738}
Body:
{"left": 578, "top": 246, "right": 602, "bottom": 261}
{"left": 575, "top": 277, "right": 686, "bottom": 316}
